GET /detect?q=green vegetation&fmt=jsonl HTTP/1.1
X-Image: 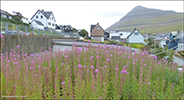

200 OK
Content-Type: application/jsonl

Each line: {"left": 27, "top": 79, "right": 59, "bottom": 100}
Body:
{"left": 78, "top": 29, "right": 88, "bottom": 37}
{"left": 0, "top": 17, "right": 29, "bottom": 26}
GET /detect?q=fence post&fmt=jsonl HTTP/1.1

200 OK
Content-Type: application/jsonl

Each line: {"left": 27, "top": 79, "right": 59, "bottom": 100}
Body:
{"left": 39, "top": 29, "right": 40, "bottom": 35}
{"left": 52, "top": 30, "right": 54, "bottom": 36}
{"left": 16, "top": 25, "right": 19, "bottom": 35}
{"left": 44, "top": 30, "right": 45, "bottom": 36}
{"left": 49, "top": 30, "right": 50, "bottom": 36}
{"left": 5, "top": 23, "right": 8, "bottom": 32}
{"left": 33, "top": 28, "right": 34, "bottom": 35}
{"left": 25, "top": 26, "right": 27, "bottom": 33}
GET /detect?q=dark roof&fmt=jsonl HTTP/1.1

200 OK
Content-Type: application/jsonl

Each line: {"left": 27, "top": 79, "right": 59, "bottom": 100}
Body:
{"left": 178, "top": 38, "right": 184, "bottom": 43}
{"left": 30, "top": 10, "right": 55, "bottom": 21}
{"left": 33, "top": 20, "right": 44, "bottom": 26}
{"left": 90, "top": 25, "right": 96, "bottom": 32}
{"left": 0, "top": 10, "right": 12, "bottom": 16}
{"left": 127, "top": 28, "right": 144, "bottom": 38}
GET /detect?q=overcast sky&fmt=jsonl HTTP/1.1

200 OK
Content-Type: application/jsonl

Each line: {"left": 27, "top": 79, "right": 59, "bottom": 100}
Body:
{"left": 1, "top": 1, "right": 184, "bottom": 33}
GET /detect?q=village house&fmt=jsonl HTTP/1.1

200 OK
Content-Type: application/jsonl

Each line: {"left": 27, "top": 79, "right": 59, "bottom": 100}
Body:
{"left": 177, "top": 38, "right": 184, "bottom": 51}
{"left": 166, "top": 31, "right": 180, "bottom": 50}
{"left": 30, "top": 9, "right": 56, "bottom": 31}
{"left": 90, "top": 23, "right": 104, "bottom": 42}
{"left": 0, "top": 10, "right": 13, "bottom": 19}
{"left": 109, "top": 28, "right": 145, "bottom": 43}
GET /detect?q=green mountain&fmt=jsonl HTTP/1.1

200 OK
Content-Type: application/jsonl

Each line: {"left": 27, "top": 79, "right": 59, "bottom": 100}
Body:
{"left": 106, "top": 6, "right": 183, "bottom": 34}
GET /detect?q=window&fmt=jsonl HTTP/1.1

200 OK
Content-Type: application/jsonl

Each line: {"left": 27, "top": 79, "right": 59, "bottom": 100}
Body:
{"left": 52, "top": 24, "right": 54, "bottom": 26}
{"left": 134, "top": 32, "right": 139, "bottom": 35}
{"left": 97, "top": 27, "right": 99, "bottom": 30}
{"left": 120, "top": 33, "right": 123, "bottom": 35}
{"left": 36, "top": 16, "right": 38, "bottom": 19}
{"left": 41, "top": 16, "right": 43, "bottom": 18}
{"left": 48, "top": 22, "right": 51, "bottom": 25}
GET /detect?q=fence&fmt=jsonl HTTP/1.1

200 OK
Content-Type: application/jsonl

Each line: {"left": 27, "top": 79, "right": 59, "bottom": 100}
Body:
{"left": 0, "top": 22, "right": 80, "bottom": 37}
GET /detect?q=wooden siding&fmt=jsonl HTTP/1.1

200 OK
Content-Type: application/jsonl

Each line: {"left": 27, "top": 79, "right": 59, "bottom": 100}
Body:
{"left": 91, "top": 24, "right": 104, "bottom": 37}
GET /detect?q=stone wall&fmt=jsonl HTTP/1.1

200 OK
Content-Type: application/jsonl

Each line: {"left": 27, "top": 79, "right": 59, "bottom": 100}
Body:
{"left": 1, "top": 34, "right": 78, "bottom": 54}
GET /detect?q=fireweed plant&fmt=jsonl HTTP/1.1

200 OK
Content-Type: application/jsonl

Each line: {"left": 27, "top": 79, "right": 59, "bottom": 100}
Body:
{"left": 1, "top": 41, "right": 184, "bottom": 99}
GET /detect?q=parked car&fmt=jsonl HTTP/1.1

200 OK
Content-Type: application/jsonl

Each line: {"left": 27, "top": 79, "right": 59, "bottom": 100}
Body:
{"left": 5, "top": 30, "right": 17, "bottom": 34}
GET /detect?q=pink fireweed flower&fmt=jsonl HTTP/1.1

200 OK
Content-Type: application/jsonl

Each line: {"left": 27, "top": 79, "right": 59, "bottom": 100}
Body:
{"left": 154, "top": 56, "right": 157, "bottom": 59}
{"left": 84, "top": 58, "right": 86, "bottom": 60}
{"left": 148, "top": 82, "right": 151, "bottom": 84}
{"left": 135, "top": 59, "right": 138, "bottom": 61}
{"left": 96, "top": 52, "right": 98, "bottom": 54}
{"left": 95, "top": 69, "right": 100, "bottom": 73}
{"left": 121, "top": 69, "right": 129, "bottom": 75}
{"left": 16, "top": 45, "right": 20, "bottom": 48}
{"left": 83, "top": 65, "right": 86, "bottom": 67}
{"left": 144, "top": 63, "right": 147, "bottom": 66}
{"left": 110, "top": 54, "right": 113, "bottom": 57}
{"left": 1, "top": 53, "right": 4, "bottom": 56}
{"left": 38, "top": 66, "right": 41, "bottom": 68}
{"left": 106, "top": 59, "right": 110, "bottom": 61}
{"left": 158, "top": 63, "right": 160, "bottom": 64}
{"left": 104, "top": 65, "right": 107, "bottom": 68}
{"left": 96, "top": 55, "right": 99, "bottom": 58}
{"left": 1, "top": 33, "right": 4, "bottom": 38}
{"left": 141, "top": 59, "right": 144, "bottom": 61}
{"left": 14, "top": 62, "right": 18, "bottom": 64}
{"left": 30, "top": 67, "right": 33, "bottom": 69}
{"left": 32, "top": 61, "right": 35, "bottom": 63}
{"left": 106, "top": 51, "right": 108, "bottom": 53}
{"left": 123, "top": 66, "right": 126, "bottom": 68}
{"left": 65, "top": 55, "right": 68, "bottom": 57}
{"left": 122, "top": 55, "right": 124, "bottom": 57}
{"left": 35, "top": 74, "right": 37, "bottom": 76}
{"left": 7, "top": 60, "right": 10, "bottom": 62}
{"left": 128, "top": 61, "right": 130, "bottom": 63}
{"left": 62, "top": 82, "right": 65, "bottom": 85}
{"left": 90, "top": 56, "right": 93, "bottom": 58}
{"left": 61, "top": 63, "right": 64, "bottom": 65}
{"left": 91, "top": 66, "right": 94, "bottom": 68}
{"left": 128, "top": 57, "right": 130, "bottom": 59}
{"left": 38, "top": 57, "right": 41, "bottom": 59}
{"left": 78, "top": 64, "right": 82, "bottom": 68}
{"left": 88, "top": 40, "right": 91, "bottom": 42}
{"left": 100, "top": 97, "right": 102, "bottom": 99}
{"left": 149, "top": 66, "right": 152, "bottom": 68}
{"left": 49, "top": 60, "right": 51, "bottom": 62}
{"left": 115, "top": 68, "right": 119, "bottom": 70}
{"left": 77, "top": 47, "right": 82, "bottom": 51}
{"left": 133, "top": 62, "right": 135, "bottom": 64}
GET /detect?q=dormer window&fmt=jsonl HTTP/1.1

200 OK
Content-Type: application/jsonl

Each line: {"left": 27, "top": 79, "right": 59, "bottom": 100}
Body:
{"left": 36, "top": 16, "right": 38, "bottom": 19}
{"left": 41, "top": 16, "right": 43, "bottom": 18}
{"left": 134, "top": 32, "right": 139, "bottom": 35}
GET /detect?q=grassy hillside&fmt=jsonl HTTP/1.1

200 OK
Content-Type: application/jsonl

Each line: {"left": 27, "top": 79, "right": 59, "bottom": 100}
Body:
{"left": 106, "top": 6, "right": 183, "bottom": 34}
{"left": 0, "top": 17, "right": 29, "bottom": 26}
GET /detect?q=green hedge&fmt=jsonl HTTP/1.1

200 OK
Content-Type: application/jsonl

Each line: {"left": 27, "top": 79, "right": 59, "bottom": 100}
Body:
{"left": 0, "top": 17, "right": 29, "bottom": 26}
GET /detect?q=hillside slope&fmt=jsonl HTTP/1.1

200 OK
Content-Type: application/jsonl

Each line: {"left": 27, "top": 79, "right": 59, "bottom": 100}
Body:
{"left": 106, "top": 6, "right": 183, "bottom": 34}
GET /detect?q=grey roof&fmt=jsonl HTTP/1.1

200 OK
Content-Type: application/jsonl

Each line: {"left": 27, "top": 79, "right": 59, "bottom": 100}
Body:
{"left": 90, "top": 25, "right": 96, "bottom": 32}
{"left": 127, "top": 28, "right": 144, "bottom": 38}
{"left": 30, "top": 10, "right": 55, "bottom": 20}
{"left": 34, "top": 20, "right": 44, "bottom": 26}
{"left": 42, "top": 11, "right": 52, "bottom": 19}
{"left": 178, "top": 38, "right": 184, "bottom": 43}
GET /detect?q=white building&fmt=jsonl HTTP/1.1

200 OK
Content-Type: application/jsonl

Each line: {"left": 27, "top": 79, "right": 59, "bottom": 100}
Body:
{"left": 22, "top": 17, "right": 29, "bottom": 24}
{"left": 159, "top": 39, "right": 167, "bottom": 48}
{"left": 177, "top": 38, "right": 184, "bottom": 51}
{"left": 0, "top": 10, "right": 13, "bottom": 19}
{"left": 30, "top": 9, "right": 56, "bottom": 30}
{"left": 29, "top": 20, "right": 44, "bottom": 30}
{"left": 109, "top": 28, "right": 145, "bottom": 43}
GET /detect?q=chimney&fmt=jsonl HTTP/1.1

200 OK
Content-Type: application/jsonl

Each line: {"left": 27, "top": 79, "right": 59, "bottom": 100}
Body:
{"left": 42, "top": 9, "right": 44, "bottom": 12}
{"left": 97, "top": 22, "right": 99, "bottom": 25}
{"left": 134, "top": 28, "right": 136, "bottom": 30}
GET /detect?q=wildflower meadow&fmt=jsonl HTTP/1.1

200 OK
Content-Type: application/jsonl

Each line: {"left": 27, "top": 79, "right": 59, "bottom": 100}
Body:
{"left": 1, "top": 42, "right": 184, "bottom": 99}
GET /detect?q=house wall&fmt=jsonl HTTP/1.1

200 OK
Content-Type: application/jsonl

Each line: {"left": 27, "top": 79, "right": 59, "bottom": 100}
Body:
{"left": 91, "top": 37, "right": 104, "bottom": 42}
{"left": 91, "top": 24, "right": 104, "bottom": 37}
{"left": 31, "top": 11, "right": 48, "bottom": 28}
{"left": 178, "top": 43, "right": 184, "bottom": 51}
{"left": 127, "top": 30, "right": 144, "bottom": 43}
{"left": 47, "top": 14, "right": 56, "bottom": 29}
{"left": 109, "top": 31, "right": 119, "bottom": 39}
{"left": 30, "top": 21, "right": 44, "bottom": 30}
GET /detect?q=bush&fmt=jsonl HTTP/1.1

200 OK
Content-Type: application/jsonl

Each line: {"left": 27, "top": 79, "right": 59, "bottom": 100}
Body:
{"left": 109, "top": 40, "right": 118, "bottom": 44}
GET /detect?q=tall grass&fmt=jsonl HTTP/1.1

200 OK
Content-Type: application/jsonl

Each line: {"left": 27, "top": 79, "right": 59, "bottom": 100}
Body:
{"left": 1, "top": 42, "right": 183, "bottom": 99}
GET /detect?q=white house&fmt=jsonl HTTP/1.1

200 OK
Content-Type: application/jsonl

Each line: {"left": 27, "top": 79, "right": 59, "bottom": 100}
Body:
{"left": 30, "top": 9, "right": 56, "bottom": 30}
{"left": 177, "top": 38, "right": 184, "bottom": 51}
{"left": 0, "top": 10, "right": 13, "bottom": 19}
{"left": 22, "top": 17, "right": 29, "bottom": 24}
{"left": 109, "top": 28, "right": 144, "bottom": 43}
{"left": 109, "top": 30, "right": 131, "bottom": 42}
{"left": 127, "top": 28, "right": 144, "bottom": 43}
{"left": 29, "top": 20, "right": 44, "bottom": 30}
{"left": 159, "top": 39, "right": 167, "bottom": 48}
